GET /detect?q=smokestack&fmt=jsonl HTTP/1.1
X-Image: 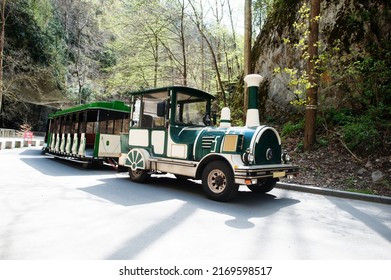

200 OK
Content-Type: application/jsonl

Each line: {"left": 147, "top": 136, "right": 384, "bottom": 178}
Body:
{"left": 244, "top": 74, "right": 263, "bottom": 127}
{"left": 219, "top": 107, "right": 231, "bottom": 127}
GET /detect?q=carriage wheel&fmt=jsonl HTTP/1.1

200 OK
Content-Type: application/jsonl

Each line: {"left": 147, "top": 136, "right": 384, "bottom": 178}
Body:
{"left": 129, "top": 168, "right": 149, "bottom": 183}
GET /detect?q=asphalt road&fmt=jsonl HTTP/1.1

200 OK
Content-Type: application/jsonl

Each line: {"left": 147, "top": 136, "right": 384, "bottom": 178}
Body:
{"left": 1, "top": 147, "right": 391, "bottom": 260}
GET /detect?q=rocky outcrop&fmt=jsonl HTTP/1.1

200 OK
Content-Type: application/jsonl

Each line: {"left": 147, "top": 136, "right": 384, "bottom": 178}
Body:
{"left": 252, "top": 0, "right": 391, "bottom": 122}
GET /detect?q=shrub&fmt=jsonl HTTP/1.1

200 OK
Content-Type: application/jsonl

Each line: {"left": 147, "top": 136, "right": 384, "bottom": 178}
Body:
{"left": 281, "top": 120, "right": 304, "bottom": 137}
{"left": 341, "top": 115, "right": 379, "bottom": 152}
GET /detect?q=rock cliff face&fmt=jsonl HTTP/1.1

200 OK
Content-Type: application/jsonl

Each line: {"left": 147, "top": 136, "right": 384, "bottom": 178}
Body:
{"left": 252, "top": 0, "right": 391, "bottom": 122}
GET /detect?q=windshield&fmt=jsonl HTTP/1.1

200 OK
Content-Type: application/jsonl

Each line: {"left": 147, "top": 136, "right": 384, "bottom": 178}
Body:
{"left": 175, "top": 92, "right": 209, "bottom": 126}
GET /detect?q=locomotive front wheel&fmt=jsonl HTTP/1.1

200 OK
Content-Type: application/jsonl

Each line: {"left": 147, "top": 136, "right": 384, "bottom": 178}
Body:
{"left": 247, "top": 178, "right": 277, "bottom": 193}
{"left": 201, "top": 161, "right": 238, "bottom": 201}
{"left": 129, "top": 168, "right": 149, "bottom": 183}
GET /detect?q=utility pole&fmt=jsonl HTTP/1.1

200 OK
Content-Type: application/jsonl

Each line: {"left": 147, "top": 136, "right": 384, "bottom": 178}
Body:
{"left": 304, "top": 0, "right": 320, "bottom": 151}
{"left": 243, "top": 0, "right": 252, "bottom": 119}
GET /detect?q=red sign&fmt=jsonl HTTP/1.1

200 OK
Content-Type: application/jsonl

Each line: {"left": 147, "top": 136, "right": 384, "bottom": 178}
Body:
{"left": 24, "top": 132, "right": 33, "bottom": 142}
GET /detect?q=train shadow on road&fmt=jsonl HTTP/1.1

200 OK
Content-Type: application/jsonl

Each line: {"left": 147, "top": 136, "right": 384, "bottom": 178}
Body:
{"left": 80, "top": 174, "right": 300, "bottom": 229}
{"left": 19, "top": 148, "right": 115, "bottom": 177}
{"left": 81, "top": 175, "right": 301, "bottom": 259}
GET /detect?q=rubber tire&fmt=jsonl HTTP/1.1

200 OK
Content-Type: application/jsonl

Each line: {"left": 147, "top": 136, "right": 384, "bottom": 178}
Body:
{"left": 129, "top": 168, "right": 150, "bottom": 183}
{"left": 201, "top": 161, "right": 238, "bottom": 202}
{"left": 247, "top": 178, "right": 277, "bottom": 193}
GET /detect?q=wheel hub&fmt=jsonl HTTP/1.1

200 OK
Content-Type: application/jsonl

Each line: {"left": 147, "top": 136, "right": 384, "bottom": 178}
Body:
{"left": 214, "top": 175, "right": 224, "bottom": 186}
{"left": 208, "top": 169, "right": 227, "bottom": 193}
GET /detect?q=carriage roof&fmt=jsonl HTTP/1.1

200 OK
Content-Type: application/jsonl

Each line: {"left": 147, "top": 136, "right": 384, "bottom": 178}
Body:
{"left": 49, "top": 100, "right": 130, "bottom": 118}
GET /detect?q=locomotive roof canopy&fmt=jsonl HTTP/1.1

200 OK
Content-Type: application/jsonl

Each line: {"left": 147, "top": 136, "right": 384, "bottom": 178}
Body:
{"left": 128, "top": 86, "right": 215, "bottom": 101}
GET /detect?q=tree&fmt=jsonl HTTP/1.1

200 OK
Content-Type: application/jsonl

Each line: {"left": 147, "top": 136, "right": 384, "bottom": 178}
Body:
{"left": 0, "top": 0, "right": 6, "bottom": 113}
{"left": 226, "top": 0, "right": 241, "bottom": 77}
{"left": 243, "top": 0, "right": 252, "bottom": 115}
{"left": 188, "top": 0, "right": 227, "bottom": 106}
{"left": 304, "top": 0, "right": 320, "bottom": 151}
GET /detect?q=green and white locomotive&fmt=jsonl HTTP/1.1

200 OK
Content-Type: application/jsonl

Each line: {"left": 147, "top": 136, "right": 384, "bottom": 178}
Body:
{"left": 118, "top": 74, "right": 299, "bottom": 201}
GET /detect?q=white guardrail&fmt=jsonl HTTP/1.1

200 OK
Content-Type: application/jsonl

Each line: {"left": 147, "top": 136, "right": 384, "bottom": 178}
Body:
{"left": 0, "top": 128, "right": 44, "bottom": 150}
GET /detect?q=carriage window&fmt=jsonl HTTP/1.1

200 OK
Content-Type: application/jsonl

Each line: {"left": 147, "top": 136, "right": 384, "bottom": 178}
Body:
{"left": 86, "top": 122, "right": 95, "bottom": 134}
{"left": 72, "top": 114, "right": 78, "bottom": 133}
{"left": 121, "top": 118, "right": 129, "bottom": 132}
{"left": 107, "top": 119, "right": 114, "bottom": 134}
{"left": 99, "top": 117, "right": 107, "bottom": 133}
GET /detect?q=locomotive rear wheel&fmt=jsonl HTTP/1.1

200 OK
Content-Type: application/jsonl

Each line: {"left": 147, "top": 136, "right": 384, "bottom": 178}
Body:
{"left": 201, "top": 161, "right": 238, "bottom": 201}
{"left": 129, "top": 168, "right": 149, "bottom": 183}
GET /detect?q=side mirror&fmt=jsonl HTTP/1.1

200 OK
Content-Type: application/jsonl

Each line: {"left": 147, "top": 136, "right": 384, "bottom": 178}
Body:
{"left": 203, "top": 113, "right": 211, "bottom": 126}
{"left": 157, "top": 101, "right": 166, "bottom": 117}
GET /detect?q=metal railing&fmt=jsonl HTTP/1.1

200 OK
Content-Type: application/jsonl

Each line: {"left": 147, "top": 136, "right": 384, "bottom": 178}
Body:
{"left": 0, "top": 128, "right": 18, "bottom": 138}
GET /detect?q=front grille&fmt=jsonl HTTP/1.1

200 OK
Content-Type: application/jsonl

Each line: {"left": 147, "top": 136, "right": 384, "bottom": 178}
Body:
{"left": 202, "top": 136, "right": 215, "bottom": 149}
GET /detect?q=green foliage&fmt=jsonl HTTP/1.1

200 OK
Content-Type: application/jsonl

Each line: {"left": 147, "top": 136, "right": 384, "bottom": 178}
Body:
{"left": 323, "top": 105, "right": 389, "bottom": 154}
{"left": 344, "top": 50, "right": 391, "bottom": 108}
{"left": 281, "top": 119, "right": 304, "bottom": 137}
{"left": 6, "top": 0, "right": 66, "bottom": 66}
{"left": 274, "top": 1, "right": 313, "bottom": 106}
{"left": 341, "top": 116, "right": 379, "bottom": 151}
{"left": 5, "top": 0, "right": 68, "bottom": 91}
{"left": 274, "top": 0, "right": 391, "bottom": 157}
{"left": 322, "top": 40, "right": 391, "bottom": 154}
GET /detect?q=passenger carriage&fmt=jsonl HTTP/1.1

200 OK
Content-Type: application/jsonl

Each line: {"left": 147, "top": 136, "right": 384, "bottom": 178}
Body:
{"left": 44, "top": 100, "right": 130, "bottom": 167}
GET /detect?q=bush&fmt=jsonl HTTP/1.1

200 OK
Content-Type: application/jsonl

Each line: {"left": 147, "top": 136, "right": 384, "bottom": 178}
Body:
{"left": 281, "top": 119, "right": 304, "bottom": 137}
{"left": 341, "top": 117, "right": 379, "bottom": 152}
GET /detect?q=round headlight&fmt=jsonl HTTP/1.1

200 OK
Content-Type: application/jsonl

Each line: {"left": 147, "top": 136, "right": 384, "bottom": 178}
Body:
{"left": 281, "top": 151, "right": 290, "bottom": 163}
{"left": 242, "top": 149, "right": 254, "bottom": 164}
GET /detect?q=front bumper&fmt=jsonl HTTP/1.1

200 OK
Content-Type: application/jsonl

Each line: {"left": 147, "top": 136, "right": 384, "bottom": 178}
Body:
{"left": 234, "top": 163, "right": 299, "bottom": 185}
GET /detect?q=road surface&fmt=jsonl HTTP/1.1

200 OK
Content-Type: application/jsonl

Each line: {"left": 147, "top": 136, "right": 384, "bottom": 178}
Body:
{"left": 1, "top": 147, "right": 390, "bottom": 259}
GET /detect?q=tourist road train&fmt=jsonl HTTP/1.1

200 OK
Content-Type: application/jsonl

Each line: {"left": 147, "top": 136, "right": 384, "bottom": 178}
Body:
{"left": 44, "top": 74, "right": 299, "bottom": 201}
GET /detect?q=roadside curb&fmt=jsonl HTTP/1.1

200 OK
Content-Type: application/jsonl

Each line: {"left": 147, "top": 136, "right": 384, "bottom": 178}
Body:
{"left": 277, "top": 182, "right": 391, "bottom": 205}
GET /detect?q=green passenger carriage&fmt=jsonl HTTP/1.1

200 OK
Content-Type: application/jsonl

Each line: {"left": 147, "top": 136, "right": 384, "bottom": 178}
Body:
{"left": 44, "top": 100, "right": 130, "bottom": 167}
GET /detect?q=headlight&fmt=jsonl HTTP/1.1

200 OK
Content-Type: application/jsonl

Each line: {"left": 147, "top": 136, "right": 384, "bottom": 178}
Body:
{"left": 242, "top": 148, "right": 254, "bottom": 165}
{"left": 281, "top": 150, "right": 290, "bottom": 164}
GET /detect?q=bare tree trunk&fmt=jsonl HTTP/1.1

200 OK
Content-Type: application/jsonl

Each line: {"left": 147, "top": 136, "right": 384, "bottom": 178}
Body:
{"left": 189, "top": 0, "right": 227, "bottom": 106}
{"left": 0, "top": 0, "right": 6, "bottom": 113}
{"left": 201, "top": 31, "right": 205, "bottom": 90}
{"left": 304, "top": 0, "right": 320, "bottom": 151}
{"left": 243, "top": 0, "right": 252, "bottom": 117}
{"left": 154, "top": 34, "right": 158, "bottom": 88}
{"left": 227, "top": 0, "right": 241, "bottom": 75}
{"left": 179, "top": 0, "right": 187, "bottom": 86}
{"left": 202, "top": 30, "right": 226, "bottom": 106}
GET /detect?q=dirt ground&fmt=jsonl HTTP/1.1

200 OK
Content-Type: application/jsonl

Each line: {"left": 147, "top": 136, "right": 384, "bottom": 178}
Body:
{"left": 281, "top": 137, "right": 391, "bottom": 197}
